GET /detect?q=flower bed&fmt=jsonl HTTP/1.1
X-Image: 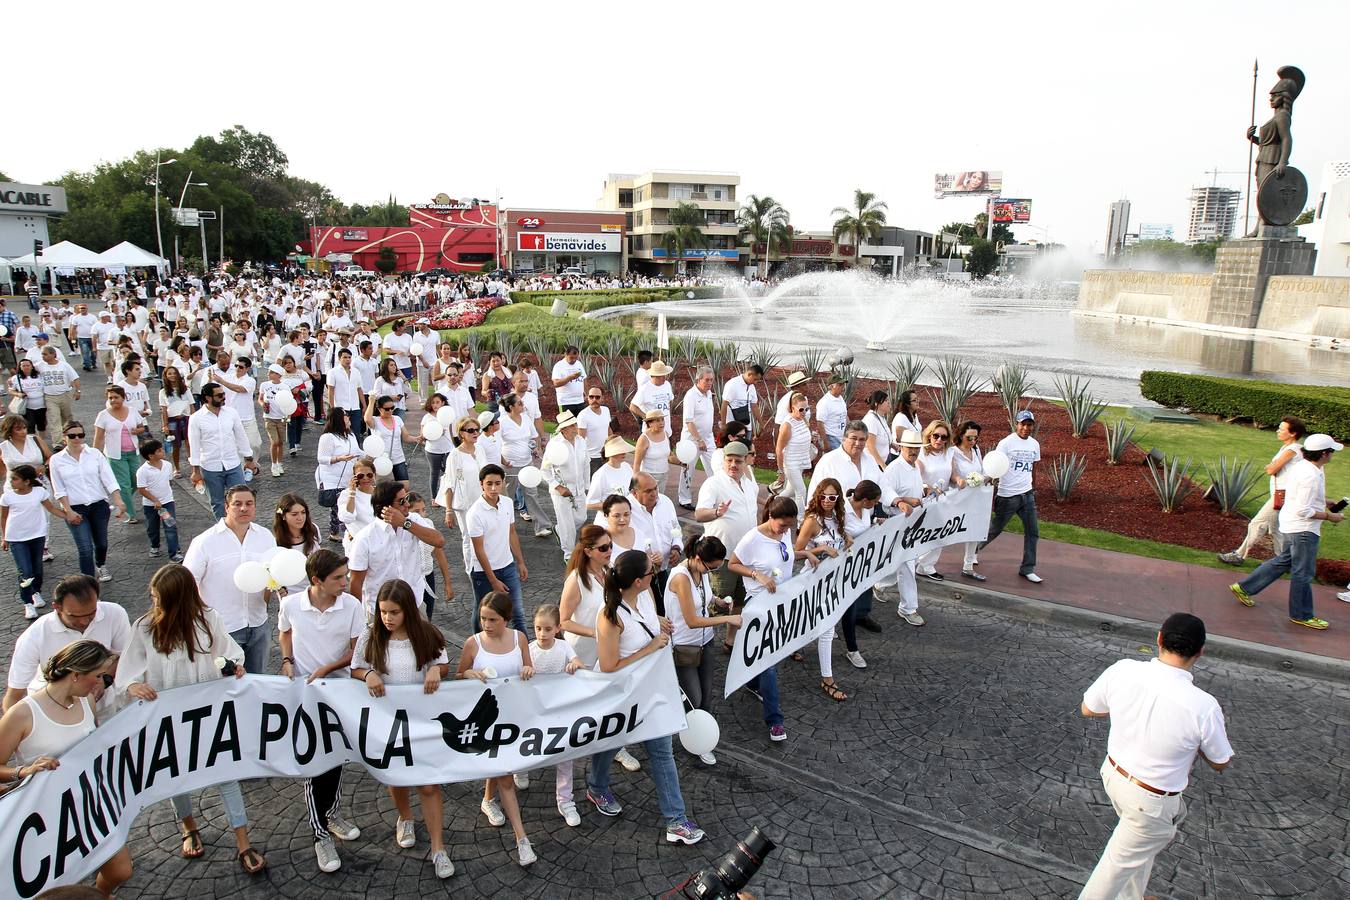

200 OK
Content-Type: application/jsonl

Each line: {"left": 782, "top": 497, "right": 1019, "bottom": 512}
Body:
{"left": 425, "top": 297, "right": 502, "bottom": 330}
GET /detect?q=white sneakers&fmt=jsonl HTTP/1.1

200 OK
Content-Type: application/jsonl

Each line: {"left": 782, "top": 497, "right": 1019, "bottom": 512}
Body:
{"left": 517, "top": 837, "right": 536, "bottom": 867}
{"left": 899, "top": 610, "right": 926, "bottom": 626}
{"left": 614, "top": 748, "right": 641, "bottom": 772}
{"left": 699, "top": 751, "right": 717, "bottom": 765}
{"left": 432, "top": 850, "right": 454, "bottom": 878}
{"left": 23, "top": 603, "right": 37, "bottom": 620}
{"left": 513, "top": 772, "right": 529, "bottom": 790}
{"left": 558, "top": 800, "right": 581, "bottom": 827}
{"left": 96, "top": 566, "right": 112, "bottom": 582}
{"left": 846, "top": 650, "right": 867, "bottom": 669}
{"left": 314, "top": 837, "right": 340, "bottom": 873}
{"left": 31, "top": 593, "right": 45, "bottom": 609}
{"left": 480, "top": 797, "right": 506, "bottom": 827}
{"left": 1337, "top": 590, "right": 1350, "bottom": 603}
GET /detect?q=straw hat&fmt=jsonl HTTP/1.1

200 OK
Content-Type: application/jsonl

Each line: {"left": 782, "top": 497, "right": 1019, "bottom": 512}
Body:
{"left": 555, "top": 410, "right": 578, "bottom": 430}
{"left": 604, "top": 436, "right": 635, "bottom": 458}
{"left": 784, "top": 371, "right": 810, "bottom": 388}
{"left": 648, "top": 360, "right": 674, "bottom": 377}
{"left": 898, "top": 429, "right": 925, "bottom": 448}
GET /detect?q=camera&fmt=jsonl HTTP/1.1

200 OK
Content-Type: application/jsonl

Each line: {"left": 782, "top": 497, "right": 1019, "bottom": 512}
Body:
{"left": 1330, "top": 496, "right": 1348, "bottom": 514}
{"left": 675, "top": 826, "right": 776, "bottom": 900}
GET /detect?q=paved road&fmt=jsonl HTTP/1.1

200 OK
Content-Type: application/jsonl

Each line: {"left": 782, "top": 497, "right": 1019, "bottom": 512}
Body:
{"left": 1, "top": 356, "right": 1347, "bottom": 899}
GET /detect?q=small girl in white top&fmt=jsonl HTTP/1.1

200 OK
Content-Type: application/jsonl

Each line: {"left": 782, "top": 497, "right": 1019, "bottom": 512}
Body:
{"left": 1, "top": 463, "right": 68, "bottom": 617}
{"left": 350, "top": 579, "right": 453, "bottom": 879}
{"left": 529, "top": 604, "right": 585, "bottom": 826}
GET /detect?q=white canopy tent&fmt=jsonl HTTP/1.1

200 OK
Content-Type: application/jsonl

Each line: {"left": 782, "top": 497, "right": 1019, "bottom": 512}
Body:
{"left": 96, "top": 241, "right": 169, "bottom": 274}
{"left": 8, "top": 240, "right": 114, "bottom": 293}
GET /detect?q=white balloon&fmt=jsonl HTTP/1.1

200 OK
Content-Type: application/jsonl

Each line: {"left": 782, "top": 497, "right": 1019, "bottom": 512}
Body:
{"left": 362, "top": 435, "right": 386, "bottom": 457}
{"left": 374, "top": 456, "right": 394, "bottom": 477}
{"left": 982, "top": 449, "right": 1010, "bottom": 479}
{"left": 436, "top": 406, "right": 456, "bottom": 427}
{"left": 422, "top": 420, "right": 445, "bottom": 442}
{"left": 409, "top": 342, "right": 425, "bottom": 357}
{"left": 0, "top": 326, "right": 8, "bottom": 337}
{"left": 518, "top": 465, "right": 543, "bottom": 488}
{"left": 678, "top": 709, "right": 720, "bottom": 755}
{"left": 675, "top": 439, "right": 699, "bottom": 465}
{"left": 268, "top": 548, "right": 308, "bottom": 587}
{"left": 233, "top": 561, "right": 270, "bottom": 593}
{"left": 686, "top": 291, "right": 695, "bottom": 299}
{"left": 273, "top": 391, "right": 297, "bottom": 416}
{"left": 544, "top": 440, "right": 570, "bottom": 467}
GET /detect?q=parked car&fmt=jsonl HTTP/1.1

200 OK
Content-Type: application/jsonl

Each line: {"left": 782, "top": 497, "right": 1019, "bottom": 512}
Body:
{"left": 559, "top": 266, "right": 585, "bottom": 278}
{"left": 419, "top": 267, "right": 453, "bottom": 279}
{"left": 335, "top": 264, "right": 377, "bottom": 278}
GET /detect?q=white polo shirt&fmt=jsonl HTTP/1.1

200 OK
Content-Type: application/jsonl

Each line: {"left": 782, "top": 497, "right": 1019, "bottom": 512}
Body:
{"left": 182, "top": 520, "right": 277, "bottom": 632}
{"left": 347, "top": 516, "right": 432, "bottom": 612}
{"left": 277, "top": 590, "right": 365, "bottom": 677}
{"left": 551, "top": 358, "right": 587, "bottom": 406}
{"left": 696, "top": 470, "right": 759, "bottom": 551}
{"left": 7, "top": 602, "right": 132, "bottom": 692}
{"left": 328, "top": 365, "right": 362, "bottom": 409}
{"left": 466, "top": 495, "right": 516, "bottom": 573}
{"left": 681, "top": 386, "right": 715, "bottom": 447}
{"left": 1082, "top": 658, "right": 1234, "bottom": 793}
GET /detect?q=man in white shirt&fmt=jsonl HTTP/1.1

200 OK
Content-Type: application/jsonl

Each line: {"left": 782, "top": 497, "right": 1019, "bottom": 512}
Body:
{"left": 720, "top": 364, "right": 763, "bottom": 439}
{"left": 188, "top": 382, "right": 259, "bottom": 519}
{"left": 3, "top": 574, "right": 131, "bottom": 716}
{"left": 383, "top": 320, "right": 414, "bottom": 382}
{"left": 677, "top": 366, "right": 716, "bottom": 509}
{"left": 814, "top": 375, "right": 849, "bottom": 451}
{"left": 352, "top": 340, "right": 379, "bottom": 396}
{"left": 1079, "top": 613, "right": 1234, "bottom": 900}
{"left": 441, "top": 363, "right": 474, "bottom": 437}
{"left": 807, "top": 421, "right": 898, "bottom": 509}
{"left": 218, "top": 356, "right": 261, "bottom": 458}
{"left": 14, "top": 315, "right": 39, "bottom": 353}
{"left": 577, "top": 388, "right": 613, "bottom": 477}
{"left": 183, "top": 484, "right": 277, "bottom": 676}
{"left": 630, "top": 471, "right": 682, "bottom": 615}
{"left": 91, "top": 310, "right": 121, "bottom": 378}
{"left": 878, "top": 430, "right": 929, "bottom": 627}
{"left": 466, "top": 464, "right": 529, "bottom": 633}
{"left": 550, "top": 345, "right": 587, "bottom": 417}
{"left": 38, "top": 344, "right": 80, "bottom": 437}
{"left": 630, "top": 360, "right": 674, "bottom": 435}
{"left": 412, "top": 319, "right": 441, "bottom": 400}
{"left": 542, "top": 411, "right": 590, "bottom": 562}
{"left": 695, "top": 441, "right": 761, "bottom": 609}
{"left": 326, "top": 347, "right": 367, "bottom": 442}
{"left": 67, "top": 304, "right": 98, "bottom": 371}
{"left": 1231, "top": 434, "right": 1344, "bottom": 629}
{"left": 348, "top": 481, "right": 446, "bottom": 617}
{"left": 977, "top": 410, "right": 1043, "bottom": 583}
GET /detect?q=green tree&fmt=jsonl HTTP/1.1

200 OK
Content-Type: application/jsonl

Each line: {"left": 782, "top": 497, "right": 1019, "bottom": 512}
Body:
{"left": 966, "top": 239, "right": 998, "bottom": 278}
{"left": 1291, "top": 207, "right": 1314, "bottom": 226}
{"left": 736, "top": 194, "right": 791, "bottom": 278}
{"left": 374, "top": 246, "right": 398, "bottom": 274}
{"left": 831, "top": 189, "right": 887, "bottom": 265}
{"left": 661, "top": 202, "right": 707, "bottom": 274}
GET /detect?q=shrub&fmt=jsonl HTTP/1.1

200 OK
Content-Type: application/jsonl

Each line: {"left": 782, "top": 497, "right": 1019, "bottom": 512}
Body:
{"left": 439, "top": 304, "right": 713, "bottom": 357}
{"left": 744, "top": 341, "right": 781, "bottom": 373}
{"left": 509, "top": 286, "right": 723, "bottom": 313}
{"left": 993, "top": 363, "right": 1035, "bottom": 433}
{"left": 1104, "top": 420, "right": 1135, "bottom": 464}
{"left": 1203, "top": 457, "right": 1265, "bottom": 515}
{"left": 1139, "top": 371, "right": 1350, "bottom": 439}
{"left": 1052, "top": 374, "right": 1108, "bottom": 438}
{"left": 1049, "top": 453, "right": 1087, "bottom": 501}
{"left": 1144, "top": 454, "right": 1197, "bottom": 513}
{"left": 927, "top": 356, "right": 984, "bottom": 427}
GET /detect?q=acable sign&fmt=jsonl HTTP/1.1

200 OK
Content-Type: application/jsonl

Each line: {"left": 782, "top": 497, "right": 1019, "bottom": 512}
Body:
{"left": 724, "top": 485, "right": 993, "bottom": 696}
{"left": 0, "top": 655, "right": 684, "bottom": 898}
{"left": 0, "top": 183, "right": 68, "bottom": 215}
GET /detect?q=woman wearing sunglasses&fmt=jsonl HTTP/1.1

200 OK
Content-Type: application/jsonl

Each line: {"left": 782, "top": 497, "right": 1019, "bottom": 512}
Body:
{"left": 48, "top": 419, "right": 128, "bottom": 581}
{"left": 560, "top": 525, "right": 612, "bottom": 668}
{"left": 796, "top": 478, "right": 849, "bottom": 701}
{"left": 364, "top": 394, "right": 423, "bottom": 484}
{"left": 915, "top": 419, "right": 966, "bottom": 582}
{"left": 442, "top": 414, "right": 487, "bottom": 571}
{"left": 336, "top": 457, "right": 378, "bottom": 551}
{"left": 774, "top": 391, "right": 814, "bottom": 515}
{"left": 317, "top": 411, "right": 363, "bottom": 542}
{"left": 952, "top": 420, "right": 985, "bottom": 580}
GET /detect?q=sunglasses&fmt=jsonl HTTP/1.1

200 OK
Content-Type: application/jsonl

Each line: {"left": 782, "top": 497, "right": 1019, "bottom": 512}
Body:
{"left": 66, "top": 432, "right": 85, "bottom": 439}
{"left": 380, "top": 406, "right": 395, "bottom": 412}
{"left": 933, "top": 434, "right": 950, "bottom": 441}
{"left": 821, "top": 494, "right": 839, "bottom": 501}
{"left": 776, "top": 541, "right": 790, "bottom": 562}
{"left": 587, "top": 395, "right": 602, "bottom": 400}
{"left": 355, "top": 472, "right": 373, "bottom": 480}
{"left": 594, "top": 543, "right": 613, "bottom": 553}
{"left": 460, "top": 427, "right": 480, "bottom": 434}
{"left": 396, "top": 497, "right": 409, "bottom": 506}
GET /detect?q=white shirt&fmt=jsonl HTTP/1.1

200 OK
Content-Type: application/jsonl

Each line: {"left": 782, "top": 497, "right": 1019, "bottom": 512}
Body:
{"left": 697, "top": 470, "right": 759, "bottom": 551}
{"left": 38, "top": 359, "right": 79, "bottom": 395}
{"left": 544, "top": 433, "right": 590, "bottom": 496}
{"left": 808, "top": 447, "right": 897, "bottom": 507}
{"left": 383, "top": 332, "right": 413, "bottom": 369}
{"left": 187, "top": 405, "right": 251, "bottom": 471}
{"left": 7, "top": 602, "right": 132, "bottom": 692}
{"left": 634, "top": 380, "right": 674, "bottom": 432}
{"left": 0, "top": 486, "right": 51, "bottom": 541}
{"left": 630, "top": 493, "right": 681, "bottom": 566}
{"left": 499, "top": 415, "right": 535, "bottom": 467}
{"left": 722, "top": 374, "right": 757, "bottom": 423}
{"left": 995, "top": 433, "right": 1040, "bottom": 497}
{"left": 348, "top": 516, "right": 432, "bottom": 611}
{"left": 586, "top": 461, "right": 633, "bottom": 511}
{"left": 217, "top": 369, "right": 257, "bottom": 423}
{"left": 466, "top": 495, "right": 515, "bottom": 572}
{"left": 1278, "top": 458, "right": 1327, "bottom": 536}
{"left": 135, "top": 458, "right": 175, "bottom": 507}
{"left": 551, "top": 359, "right": 587, "bottom": 406}
{"left": 883, "top": 454, "right": 925, "bottom": 503}
{"left": 159, "top": 388, "right": 193, "bottom": 418}
{"left": 816, "top": 392, "right": 848, "bottom": 440}
{"left": 258, "top": 379, "right": 290, "bottom": 421}
{"left": 48, "top": 447, "right": 120, "bottom": 506}
{"left": 278, "top": 590, "right": 365, "bottom": 677}
{"left": 577, "top": 405, "right": 612, "bottom": 459}
{"left": 93, "top": 408, "right": 144, "bottom": 461}
{"left": 1082, "top": 658, "right": 1234, "bottom": 793}
{"left": 352, "top": 354, "right": 379, "bottom": 392}
{"left": 328, "top": 366, "right": 362, "bottom": 409}
{"left": 681, "top": 386, "right": 715, "bottom": 447}
{"left": 734, "top": 528, "right": 794, "bottom": 599}
{"left": 183, "top": 520, "right": 277, "bottom": 632}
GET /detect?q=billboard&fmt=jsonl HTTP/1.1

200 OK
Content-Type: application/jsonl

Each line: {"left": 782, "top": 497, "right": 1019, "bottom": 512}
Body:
{"left": 990, "top": 198, "right": 1032, "bottom": 224}
{"left": 0, "top": 183, "right": 68, "bottom": 214}
{"left": 517, "top": 232, "right": 622, "bottom": 254}
{"left": 935, "top": 171, "right": 1003, "bottom": 198}
{"left": 1139, "top": 223, "right": 1175, "bottom": 241}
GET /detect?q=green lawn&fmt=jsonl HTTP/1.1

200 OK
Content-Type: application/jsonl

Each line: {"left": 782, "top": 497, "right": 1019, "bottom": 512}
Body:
{"left": 1000, "top": 517, "right": 1239, "bottom": 571}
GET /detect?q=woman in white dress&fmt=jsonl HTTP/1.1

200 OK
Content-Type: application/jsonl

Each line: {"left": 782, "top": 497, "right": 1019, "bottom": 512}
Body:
{"left": 774, "top": 391, "right": 814, "bottom": 513}
{"left": 914, "top": 419, "right": 965, "bottom": 580}
{"left": 316, "top": 411, "right": 363, "bottom": 541}
{"left": 951, "top": 420, "right": 985, "bottom": 580}
{"left": 559, "top": 524, "right": 612, "bottom": 668}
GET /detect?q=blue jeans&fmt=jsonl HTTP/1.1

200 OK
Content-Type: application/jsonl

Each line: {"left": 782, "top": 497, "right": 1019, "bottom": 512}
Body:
{"left": 201, "top": 465, "right": 246, "bottom": 520}
{"left": 77, "top": 337, "right": 94, "bottom": 370}
{"left": 826, "top": 433, "right": 842, "bottom": 451}
{"left": 980, "top": 489, "right": 1039, "bottom": 575}
{"left": 587, "top": 735, "right": 686, "bottom": 824}
{"left": 287, "top": 416, "right": 305, "bottom": 450}
{"left": 67, "top": 500, "right": 111, "bottom": 576}
{"left": 144, "top": 501, "right": 180, "bottom": 556}
{"left": 172, "top": 780, "right": 248, "bottom": 829}
{"left": 749, "top": 664, "right": 783, "bottom": 727}
{"left": 428, "top": 451, "right": 448, "bottom": 500}
{"left": 469, "top": 562, "right": 526, "bottom": 632}
{"left": 10, "top": 536, "right": 46, "bottom": 603}
{"left": 231, "top": 623, "right": 272, "bottom": 677}
{"left": 1239, "top": 530, "right": 1319, "bottom": 621}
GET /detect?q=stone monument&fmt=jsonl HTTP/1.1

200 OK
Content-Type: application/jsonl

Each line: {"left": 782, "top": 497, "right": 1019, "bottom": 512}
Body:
{"left": 1209, "top": 65, "right": 1317, "bottom": 329}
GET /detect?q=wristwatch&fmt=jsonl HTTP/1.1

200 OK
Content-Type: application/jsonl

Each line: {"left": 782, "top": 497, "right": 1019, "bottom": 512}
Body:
{"left": 402, "top": 519, "right": 413, "bottom": 531}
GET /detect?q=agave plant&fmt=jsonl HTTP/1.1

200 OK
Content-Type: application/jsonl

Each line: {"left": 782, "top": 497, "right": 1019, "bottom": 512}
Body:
{"left": 1203, "top": 457, "right": 1265, "bottom": 516}
{"left": 755, "top": 381, "right": 782, "bottom": 444}
{"left": 464, "top": 330, "right": 483, "bottom": 363}
{"left": 593, "top": 356, "right": 623, "bottom": 408}
{"left": 1052, "top": 374, "right": 1108, "bottom": 438}
{"left": 1104, "top": 420, "right": 1135, "bottom": 464}
{"left": 1145, "top": 454, "right": 1196, "bottom": 513}
{"left": 834, "top": 364, "right": 860, "bottom": 405}
{"left": 798, "top": 345, "right": 831, "bottom": 378}
{"left": 603, "top": 334, "right": 625, "bottom": 364}
{"left": 708, "top": 342, "right": 737, "bottom": 396}
{"left": 993, "top": 363, "right": 1035, "bottom": 432}
{"left": 1049, "top": 453, "right": 1087, "bottom": 501}
{"left": 526, "top": 334, "right": 552, "bottom": 370}
{"left": 744, "top": 340, "right": 782, "bottom": 374}
{"left": 925, "top": 356, "right": 985, "bottom": 427}
{"left": 888, "top": 354, "right": 927, "bottom": 395}
{"left": 496, "top": 330, "right": 521, "bottom": 364}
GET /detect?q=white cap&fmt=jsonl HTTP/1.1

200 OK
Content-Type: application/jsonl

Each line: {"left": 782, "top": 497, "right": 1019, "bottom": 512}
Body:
{"left": 1304, "top": 434, "right": 1344, "bottom": 452}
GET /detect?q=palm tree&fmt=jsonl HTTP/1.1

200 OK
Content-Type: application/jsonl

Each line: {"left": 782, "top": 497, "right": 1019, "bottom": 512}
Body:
{"left": 831, "top": 189, "right": 888, "bottom": 267}
{"left": 737, "top": 194, "right": 792, "bottom": 278}
{"left": 661, "top": 201, "right": 708, "bottom": 274}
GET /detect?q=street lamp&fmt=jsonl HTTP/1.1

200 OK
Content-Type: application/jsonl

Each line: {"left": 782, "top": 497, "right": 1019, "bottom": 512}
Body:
{"left": 174, "top": 174, "right": 208, "bottom": 272}
{"left": 153, "top": 154, "right": 177, "bottom": 277}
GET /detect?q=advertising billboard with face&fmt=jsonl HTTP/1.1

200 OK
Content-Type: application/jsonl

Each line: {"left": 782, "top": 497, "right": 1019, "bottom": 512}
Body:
{"left": 934, "top": 171, "right": 1003, "bottom": 198}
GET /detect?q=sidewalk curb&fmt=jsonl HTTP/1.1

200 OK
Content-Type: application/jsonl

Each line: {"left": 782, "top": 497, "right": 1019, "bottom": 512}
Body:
{"left": 919, "top": 580, "right": 1350, "bottom": 685}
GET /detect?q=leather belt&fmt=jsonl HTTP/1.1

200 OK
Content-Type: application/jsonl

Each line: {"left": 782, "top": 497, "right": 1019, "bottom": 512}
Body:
{"left": 1108, "top": 756, "right": 1181, "bottom": 797}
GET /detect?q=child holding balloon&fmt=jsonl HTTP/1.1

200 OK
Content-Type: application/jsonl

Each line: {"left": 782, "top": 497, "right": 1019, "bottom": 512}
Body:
{"left": 421, "top": 393, "right": 454, "bottom": 500}
{"left": 258, "top": 364, "right": 293, "bottom": 477}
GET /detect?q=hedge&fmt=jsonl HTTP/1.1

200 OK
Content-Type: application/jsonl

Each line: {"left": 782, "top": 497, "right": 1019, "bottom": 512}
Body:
{"left": 436, "top": 304, "right": 717, "bottom": 356}
{"left": 1140, "top": 371, "right": 1350, "bottom": 438}
{"left": 510, "top": 286, "right": 722, "bottom": 313}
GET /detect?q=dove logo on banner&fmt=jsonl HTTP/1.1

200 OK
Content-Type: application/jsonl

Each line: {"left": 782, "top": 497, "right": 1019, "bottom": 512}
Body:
{"left": 435, "top": 688, "right": 647, "bottom": 759}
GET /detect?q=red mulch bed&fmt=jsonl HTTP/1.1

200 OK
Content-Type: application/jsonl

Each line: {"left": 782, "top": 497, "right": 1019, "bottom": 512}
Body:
{"left": 515, "top": 359, "right": 1349, "bottom": 585}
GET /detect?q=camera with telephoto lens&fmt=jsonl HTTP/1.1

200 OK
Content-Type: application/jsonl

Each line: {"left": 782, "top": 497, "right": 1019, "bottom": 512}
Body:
{"left": 676, "top": 826, "right": 776, "bottom": 899}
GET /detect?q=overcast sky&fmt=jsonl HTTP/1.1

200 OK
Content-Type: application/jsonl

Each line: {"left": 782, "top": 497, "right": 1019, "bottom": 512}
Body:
{"left": 14, "top": 1, "right": 1349, "bottom": 251}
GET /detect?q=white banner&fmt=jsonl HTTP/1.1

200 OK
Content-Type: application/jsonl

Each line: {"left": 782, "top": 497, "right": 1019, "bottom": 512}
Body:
{"left": 724, "top": 486, "right": 993, "bottom": 696}
{"left": 0, "top": 653, "right": 684, "bottom": 898}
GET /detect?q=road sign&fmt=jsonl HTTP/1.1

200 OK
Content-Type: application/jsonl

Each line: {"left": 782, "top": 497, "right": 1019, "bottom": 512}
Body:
{"left": 196, "top": 210, "right": 217, "bottom": 220}
{"left": 173, "top": 207, "right": 199, "bottom": 226}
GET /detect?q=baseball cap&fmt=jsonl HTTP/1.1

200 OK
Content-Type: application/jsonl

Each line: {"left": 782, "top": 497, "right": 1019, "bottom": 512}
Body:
{"left": 1016, "top": 410, "right": 1036, "bottom": 423}
{"left": 268, "top": 364, "right": 286, "bottom": 376}
{"left": 1304, "top": 434, "right": 1344, "bottom": 452}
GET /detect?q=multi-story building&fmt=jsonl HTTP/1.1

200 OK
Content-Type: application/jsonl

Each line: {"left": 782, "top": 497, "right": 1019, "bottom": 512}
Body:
{"left": 1307, "top": 160, "right": 1350, "bottom": 277}
{"left": 502, "top": 208, "right": 626, "bottom": 275}
{"left": 598, "top": 171, "right": 741, "bottom": 272}
{"left": 1104, "top": 199, "right": 1131, "bottom": 259}
{"left": 1186, "top": 186, "right": 1240, "bottom": 244}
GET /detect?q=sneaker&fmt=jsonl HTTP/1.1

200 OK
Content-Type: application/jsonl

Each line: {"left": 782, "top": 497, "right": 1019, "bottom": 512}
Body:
{"left": 846, "top": 650, "right": 867, "bottom": 669}
{"left": 1229, "top": 583, "right": 1255, "bottom": 607}
{"left": 31, "top": 593, "right": 45, "bottom": 609}
{"left": 97, "top": 566, "right": 112, "bottom": 582}
{"left": 1021, "top": 572, "right": 1043, "bottom": 584}
{"left": 148, "top": 547, "right": 162, "bottom": 558}
{"left": 534, "top": 528, "right": 554, "bottom": 538}
{"left": 395, "top": 817, "right": 415, "bottom": 848}
{"left": 513, "top": 772, "right": 530, "bottom": 790}
{"left": 520, "top": 512, "right": 533, "bottom": 522}
{"left": 918, "top": 570, "right": 944, "bottom": 582}
{"left": 1218, "top": 551, "right": 1244, "bottom": 566}
{"left": 270, "top": 463, "right": 281, "bottom": 477}
{"left": 432, "top": 850, "right": 454, "bottom": 879}
{"left": 314, "top": 837, "right": 341, "bottom": 873}
{"left": 558, "top": 800, "right": 581, "bottom": 827}
{"left": 516, "top": 837, "right": 536, "bottom": 867}
{"left": 586, "top": 788, "right": 622, "bottom": 817}
{"left": 1290, "top": 617, "right": 1330, "bottom": 630}
{"left": 1338, "top": 591, "right": 1350, "bottom": 604}
{"left": 857, "top": 616, "right": 882, "bottom": 633}
{"left": 698, "top": 751, "right": 717, "bottom": 765}
{"left": 961, "top": 568, "right": 987, "bottom": 582}
{"left": 769, "top": 724, "right": 787, "bottom": 742}
{"left": 41, "top": 549, "right": 53, "bottom": 562}
{"left": 665, "top": 817, "right": 706, "bottom": 845}
{"left": 480, "top": 797, "right": 506, "bottom": 826}
{"left": 289, "top": 447, "right": 298, "bottom": 457}
{"left": 900, "top": 611, "right": 926, "bottom": 626}
{"left": 23, "top": 603, "right": 37, "bottom": 620}
{"left": 124, "top": 516, "right": 139, "bottom": 524}
{"left": 327, "top": 813, "right": 361, "bottom": 841}
{"left": 614, "top": 747, "right": 641, "bottom": 772}
{"left": 170, "top": 551, "right": 185, "bottom": 562}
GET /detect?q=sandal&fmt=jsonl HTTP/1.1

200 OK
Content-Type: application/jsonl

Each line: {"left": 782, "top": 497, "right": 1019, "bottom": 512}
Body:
{"left": 791, "top": 650, "right": 805, "bottom": 662}
{"left": 820, "top": 680, "right": 848, "bottom": 702}
{"left": 181, "top": 828, "right": 203, "bottom": 859}
{"left": 238, "top": 846, "right": 267, "bottom": 875}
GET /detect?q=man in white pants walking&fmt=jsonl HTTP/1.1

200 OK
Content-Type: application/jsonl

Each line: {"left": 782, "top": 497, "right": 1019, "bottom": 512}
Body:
{"left": 543, "top": 410, "right": 589, "bottom": 562}
{"left": 677, "top": 366, "right": 716, "bottom": 510}
{"left": 1078, "top": 613, "right": 1233, "bottom": 900}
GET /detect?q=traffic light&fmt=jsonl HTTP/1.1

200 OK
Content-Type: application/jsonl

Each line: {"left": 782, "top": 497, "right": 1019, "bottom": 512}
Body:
{"left": 33, "top": 239, "right": 43, "bottom": 257}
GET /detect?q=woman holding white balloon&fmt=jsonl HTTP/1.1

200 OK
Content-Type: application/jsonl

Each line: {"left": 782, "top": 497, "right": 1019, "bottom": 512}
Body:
{"left": 498, "top": 393, "right": 554, "bottom": 539}
{"left": 316, "top": 412, "right": 363, "bottom": 542}
{"left": 337, "top": 458, "right": 378, "bottom": 550}
{"left": 440, "top": 415, "right": 487, "bottom": 571}
{"left": 364, "top": 394, "right": 423, "bottom": 484}
{"left": 271, "top": 493, "right": 322, "bottom": 594}
{"left": 543, "top": 410, "right": 589, "bottom": 560}
{"left": 420, "top": 393, "right": 454, "bottom": 501}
